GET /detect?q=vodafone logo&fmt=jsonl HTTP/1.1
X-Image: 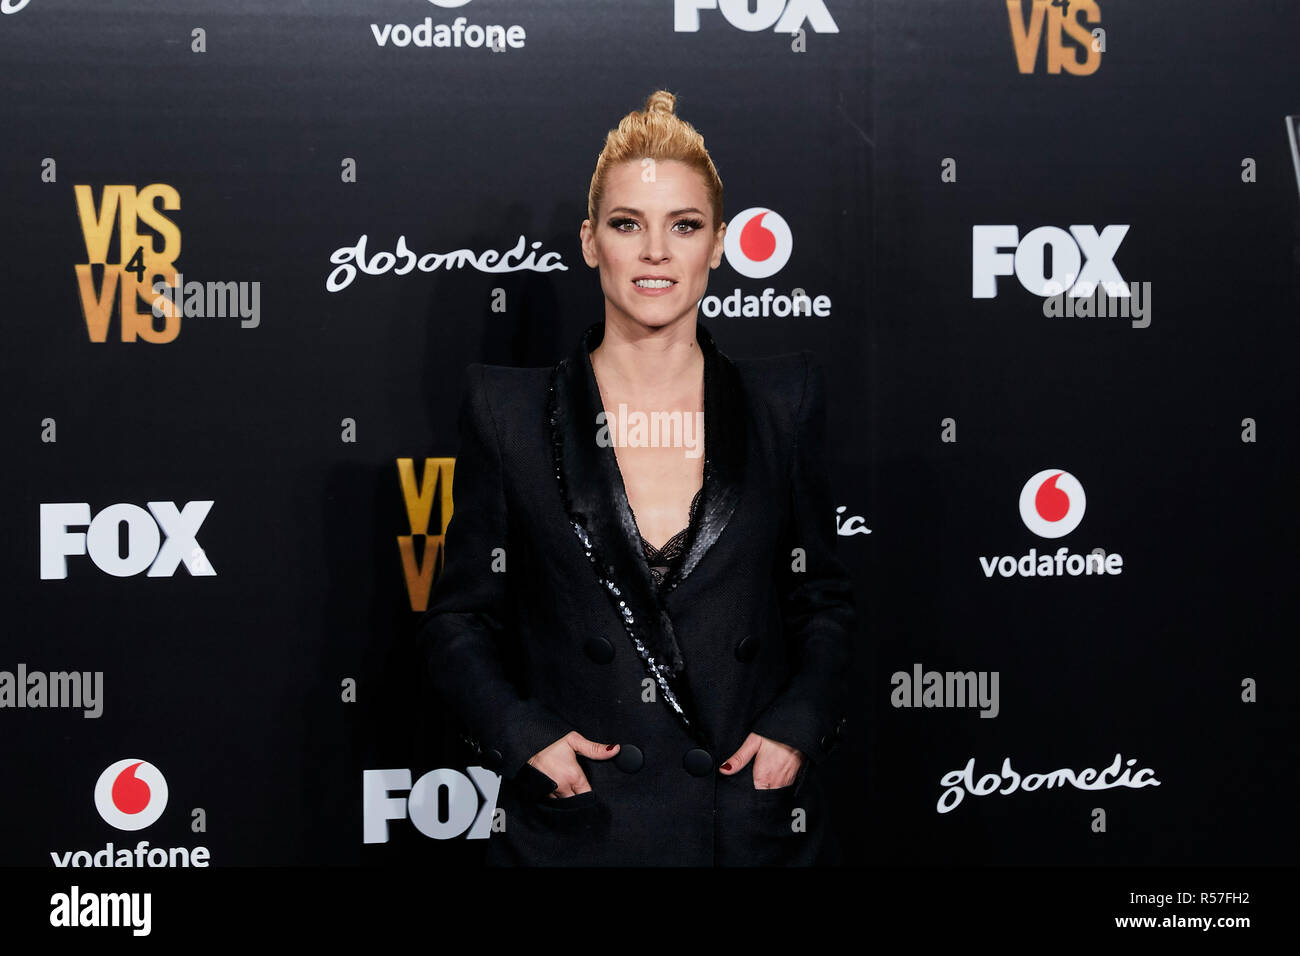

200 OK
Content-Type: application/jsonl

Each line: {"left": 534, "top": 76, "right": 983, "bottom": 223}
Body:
{"left": 371, "top": 0, "right": 526, "bottom": 52}
{"left": 94, "top": 759, "right": 168, "bottom": 831}
{"left": 979, "top": 468, "right": 1122, "bottom": 579}
{"left": 724, "top": 207, "right": 792, "bottom": 278}
{"left": 702, "top": 205, "right": 831, "bottom": 318}
{"left": 1019, "top": 469, "right": 1086, "bottom": 538}
{"left": 51, "top": 758, "right": 208, "bottom": 866}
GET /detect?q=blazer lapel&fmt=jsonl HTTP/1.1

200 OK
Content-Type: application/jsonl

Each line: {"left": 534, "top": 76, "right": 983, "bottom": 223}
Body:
{"left": 547, "top": 320, "right": 747, "bottom": 742}
{"left": 666, "top": 321, "right": 747, "bottom": 591}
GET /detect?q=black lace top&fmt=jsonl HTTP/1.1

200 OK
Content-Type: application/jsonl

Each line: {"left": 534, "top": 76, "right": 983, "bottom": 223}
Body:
{"left": 636, "top": 487, "right": 705, "bottom": 590}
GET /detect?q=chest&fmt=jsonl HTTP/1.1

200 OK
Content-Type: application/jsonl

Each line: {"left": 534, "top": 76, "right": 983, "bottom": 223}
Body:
{"left": 599, "top": 389, "right": 706, "bottom": 552}
{"left": 612, "top": 442, "right": 705, "bottom": 551}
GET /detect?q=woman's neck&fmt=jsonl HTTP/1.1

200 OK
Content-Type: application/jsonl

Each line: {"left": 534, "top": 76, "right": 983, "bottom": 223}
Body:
{"left": 589, "top": 317, "right": 704, "bottom": 399}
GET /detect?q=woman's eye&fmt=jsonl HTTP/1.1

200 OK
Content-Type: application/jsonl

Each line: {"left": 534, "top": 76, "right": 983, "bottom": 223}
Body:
{"left": 608, "top": 217, "right": 704, "bottom": 234}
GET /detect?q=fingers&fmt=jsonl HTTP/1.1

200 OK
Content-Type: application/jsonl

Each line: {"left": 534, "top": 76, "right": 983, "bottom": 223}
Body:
{"left": 721, "top": 733, "right": 805, "bottom": 787}
{"left": 752, "top": 757, "right": 799, "bottom": 789}
{"left": 719, "top": 732, "right": 763, "bottom": 774}
{"left": 540, "top": 753, "right": 590, "bottom": 798}
{"left": 546, "top": 771, "right": 592, "bottom": 798}
{"left": 752, "top": 742, "right": 805, "bottom": 789}
{"left": 566, "top": 730, "right": 619, "bottom": 761}
{"left": 538, "top": 732, "right": 617, "bottom": 798}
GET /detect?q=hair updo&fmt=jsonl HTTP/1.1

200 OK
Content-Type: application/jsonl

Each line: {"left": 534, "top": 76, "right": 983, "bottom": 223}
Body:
{"left": 586, "top": 89, "right": 724, "bottom": 232}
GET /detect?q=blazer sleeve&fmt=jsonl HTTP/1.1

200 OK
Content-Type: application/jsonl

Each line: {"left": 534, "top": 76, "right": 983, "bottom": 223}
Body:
{"left": 749, "top": 351, "right": 859, "bottom": 765}
{"left": 415, "top": 364, "right": 574, "bottom": 782}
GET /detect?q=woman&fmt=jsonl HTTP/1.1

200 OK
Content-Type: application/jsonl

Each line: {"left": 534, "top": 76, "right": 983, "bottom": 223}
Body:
{"left": 418, "top": 90, "right": 857, "bottom": 866}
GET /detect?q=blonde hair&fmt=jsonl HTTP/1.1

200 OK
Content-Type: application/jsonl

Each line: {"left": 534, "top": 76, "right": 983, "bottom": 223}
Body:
{"left": 586, "top": 89, "right": 723, "bottom": 232}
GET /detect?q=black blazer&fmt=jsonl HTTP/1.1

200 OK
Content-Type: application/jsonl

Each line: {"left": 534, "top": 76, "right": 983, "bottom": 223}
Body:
{"left": 417, "top": 320, "right": 858, "bottom": 866}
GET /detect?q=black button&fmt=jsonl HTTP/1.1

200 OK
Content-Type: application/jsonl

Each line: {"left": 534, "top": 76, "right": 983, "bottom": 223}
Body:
{"left": 734, "top": 635, "right": 759, "bottom": 662}
{"left": 614, "top": 745, "right": 643, "bottom": 773}
{"left": 819, "top": 735, "right": 834, "bottom": 752}
{"left": 583, "top": 636, "right": 614, "bottom": 664}
{"left": 683, "top": 749, "right": 713, "bottom": 776}
{"left": 485, "top": 748, "right": 504, "bottom": 767}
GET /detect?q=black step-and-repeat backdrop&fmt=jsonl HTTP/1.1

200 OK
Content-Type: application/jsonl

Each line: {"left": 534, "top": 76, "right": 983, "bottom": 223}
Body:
{"left": 2, "top": 0, "right": 1297, "bottom": 885}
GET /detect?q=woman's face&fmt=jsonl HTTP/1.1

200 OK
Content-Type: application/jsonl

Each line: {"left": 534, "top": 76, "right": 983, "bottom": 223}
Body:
{"left": 580, "top": 159, "right": 725, "bottom": 332}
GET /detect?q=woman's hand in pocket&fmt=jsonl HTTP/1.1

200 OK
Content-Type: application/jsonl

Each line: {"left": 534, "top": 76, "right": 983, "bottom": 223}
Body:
{"left": 719, "top": 732, "right": 804, "bottom": 789}
{"left": 527, "top": 731, "right": 620, "bottom": 797}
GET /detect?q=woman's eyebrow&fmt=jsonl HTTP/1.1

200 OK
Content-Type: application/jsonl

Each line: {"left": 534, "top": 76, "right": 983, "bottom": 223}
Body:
{"left": 606, "top": 206, "right": 707, "bottom": 218}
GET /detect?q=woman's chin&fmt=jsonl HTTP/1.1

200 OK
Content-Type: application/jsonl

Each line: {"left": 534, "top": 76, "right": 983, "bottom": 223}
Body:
{"left": 611, "top": 304, "right": 698, "bottom": 330}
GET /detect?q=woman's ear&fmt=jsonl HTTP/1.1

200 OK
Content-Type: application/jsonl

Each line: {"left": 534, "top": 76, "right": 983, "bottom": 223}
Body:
{"left": 579, "top": 219, "right": 600, "bottom": 268}
{"left": 710, "top": 221, "right": 727, "bottom": 269}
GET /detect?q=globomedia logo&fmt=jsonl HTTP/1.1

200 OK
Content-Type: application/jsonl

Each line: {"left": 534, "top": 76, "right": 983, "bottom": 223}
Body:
{"left": 49, "top": 759, "right": 210, "bottom": 867}
{"left": 702, "top": 206, "right": 833, "bottom": 318}
{"left": 94, "top": 759, "right": 167, "bottom": 831}
{"left": 979, "top": 469, "right": 1124, "bottom": 578}
{"left": 325, "top": 233, "right": 567, "bottom": 292}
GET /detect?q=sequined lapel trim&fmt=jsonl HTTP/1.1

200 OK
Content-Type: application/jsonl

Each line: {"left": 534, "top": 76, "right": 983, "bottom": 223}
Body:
{"left": 548, "top": 360, "right": 694, "bottom": 734}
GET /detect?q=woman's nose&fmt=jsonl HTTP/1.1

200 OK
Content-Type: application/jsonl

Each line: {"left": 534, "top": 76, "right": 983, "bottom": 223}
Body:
{"left": 640, "top": 231, "right": 670, "bottom": 261}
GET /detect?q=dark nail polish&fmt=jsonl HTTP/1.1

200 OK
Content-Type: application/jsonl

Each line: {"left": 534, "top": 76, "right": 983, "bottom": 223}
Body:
{"left": 721, "top": 762, "right": 732, "bottom": 771}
